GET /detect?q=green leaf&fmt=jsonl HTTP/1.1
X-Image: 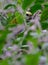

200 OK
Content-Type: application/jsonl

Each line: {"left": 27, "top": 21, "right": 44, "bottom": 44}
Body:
{"left": 4, "top": 4, "right": 16, "bottom": 10}
{"left": 0, "top": 59, "right": 9, "bottom": 65}
{"left": 0, "top": 30, "right": 10, "bottom": 53}
{"left": 42, "top": 1, "right": 48, "bottom": 5}
{"left": 25, "top": 31, "right": 38, "bottom": 47}
{"left": 30, "top": 3, "right": 42, "bottom": 14}
{"left": 30, "top": 37, "right": 38, "bottom": 47}
{"left": 0, "top": 42, "right": 4, "bottom": 54}
{"left": 42, "top": 2, "right": 48, "bottom": 8}
{"left": 25, "top": 53, "right": 40, "bottom": 65}
{"left": 22, "top": 0, "right": 35, "bottom": 10}
{"left": 0, "top": 30, "right": 9, "bottom": 43}
{"left": 41, "top": 20, "right": 48, "bottom": 29}
{"left": 36, "top": 27, "right": 41, "bottom": 34}
{"left": 17, "top": 0, "right": 23, "bottom": 4}
{"left": 35, "top": 0, "right": 44, "bottom": 4}
{"left": 40, "top": 8, "right": 48, "bottom": 21}
{"left": 15, "top": 11, "right": 24, "bottom": 24}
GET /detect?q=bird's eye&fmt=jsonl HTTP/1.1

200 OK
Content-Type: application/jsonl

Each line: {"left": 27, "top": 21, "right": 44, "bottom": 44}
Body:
{"left": 26, "top": 11, "right": 32, "bottom": 16}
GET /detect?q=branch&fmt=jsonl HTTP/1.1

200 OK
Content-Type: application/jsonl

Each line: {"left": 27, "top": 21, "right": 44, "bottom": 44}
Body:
{"left": 0, "top": 9, "right": 15, "bottom": 14}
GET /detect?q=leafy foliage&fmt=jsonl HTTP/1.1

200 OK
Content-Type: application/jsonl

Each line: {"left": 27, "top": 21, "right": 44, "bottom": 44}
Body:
{"left": 4, "top": 4, "right": 16, "bottom": 10}
{"left": 0, "top": 0, "right": 48, "bottom": 65}
{"left": 25, "top": 53, "right": 40, "bottom": 65}
{"left": 15, "top": 11, "right": 24, "bottom": 24}
{"left": 41, "top": 8, "right": 48, "bottom": 21}
{"left": 30, "top": 3, "right": 42, "bottom": 14}
{"left": 22, "top": 0, "right": 35, "bottom": 10}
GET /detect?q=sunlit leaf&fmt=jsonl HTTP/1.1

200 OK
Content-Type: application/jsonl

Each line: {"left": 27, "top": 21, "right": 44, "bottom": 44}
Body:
{"left": 0, "top": 59, "right": 9, "bottom": 65}
{"left": 17, "top": 0, "right": 23, "bottom": 4}
{"left": 25, "top": 53, "right": 40, "bottom": 65}
{"left": 40, "top": 8, "right": 48, "bottom": 21}
{"left": 35, "top": 0, "right": 44, "bottom": 4}
{"left": 22, "top": 0, "right": 35, "bottom": 10}
{"left": 30, "top": 3, "right": 42, "bottom": 14}
{"left": 41, "top": 20, "right": 48, "bottom": 29}
{"left": 0, "top": 30, "right": 10, "bottom": 53}
{"left": 15, "top": 11, "right": 24, "bottom": 24}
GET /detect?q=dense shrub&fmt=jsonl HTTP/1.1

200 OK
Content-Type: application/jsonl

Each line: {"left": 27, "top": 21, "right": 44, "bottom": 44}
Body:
{"left": 0, "top": 0, "right": 48, "bottom": 65}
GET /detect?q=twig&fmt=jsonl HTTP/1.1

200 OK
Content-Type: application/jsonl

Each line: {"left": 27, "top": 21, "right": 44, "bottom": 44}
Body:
{"left": 0, "top": 9, "right": 15, "bottom": 14}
